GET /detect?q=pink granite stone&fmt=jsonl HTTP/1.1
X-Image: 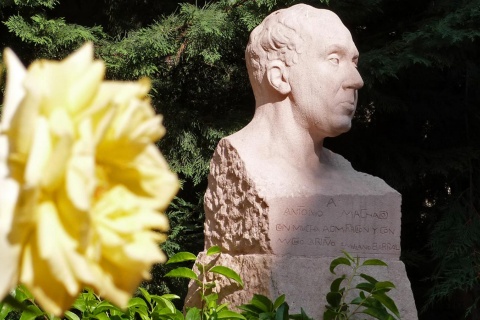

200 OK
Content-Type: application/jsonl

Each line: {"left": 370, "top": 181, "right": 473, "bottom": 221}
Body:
{"left": 186, "top": 4, "right": 417, "bottom": 319}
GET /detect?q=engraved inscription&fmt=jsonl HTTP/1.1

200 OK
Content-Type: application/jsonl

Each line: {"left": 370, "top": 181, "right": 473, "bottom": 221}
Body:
{"left": 278, "top": 237, "right": 336, "bottom": 246}
{"left": 327, "top": 198, "right": 336, "bottom": 207}
{"left": 275, "top": 224, "right": 395, "bottom": 235}
{"left": 283, "top": 206, "right": 324, "bottom": 217}
{"left": 341, "top": 242, "right": 401, "bottom": 252}
{"left": 341, "top": 209, "right": 389, "bottom": 219}
{"left": 276, "top": 224, "right": 321, "bottom": 232}
{"left": 322, "top": 225, "right": 395, "bottom": 235}
{"left": 269, "top": 194, "right": 401, "bottom": 257}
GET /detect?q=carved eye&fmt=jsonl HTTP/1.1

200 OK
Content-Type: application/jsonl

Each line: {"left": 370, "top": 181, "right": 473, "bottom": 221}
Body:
{"left": 353, "top": 56, "right": 359, "bottom": 68}
{"left": 329, "top": 56, "right": 340, "bottom": 65}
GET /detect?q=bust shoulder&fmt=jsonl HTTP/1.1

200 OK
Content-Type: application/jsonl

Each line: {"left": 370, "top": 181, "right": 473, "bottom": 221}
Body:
{"left": 211, "top": 136, "right": 393, "bottom": 197}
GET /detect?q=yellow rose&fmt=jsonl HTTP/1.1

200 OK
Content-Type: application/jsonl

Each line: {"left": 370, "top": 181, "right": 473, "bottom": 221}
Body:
{"left": 0, "top": 43, "right": 179, "bottom": 315}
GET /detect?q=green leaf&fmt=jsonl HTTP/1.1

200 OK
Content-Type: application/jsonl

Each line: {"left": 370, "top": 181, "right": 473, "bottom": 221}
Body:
{"left": 109, "top": 308, "right": 125, "bottom": 317}
{"left": 206, "top": 246, "right": 222, "bottom": 256}
{"left": 210, "top": 266, "right": 243, "bottom": 287}
{"left": 151, "top": 296, "right": 177, "bottom": 314}
{"left": 166, "top": 252, "right": 197, "bottom": 264}
{"left": 19, "top": 305, "right": 44, "bottom": 320}
{"left": 361, "top": 259, "right": 388, "bottom": 267}
{"left": 258, "top": 313, "right": 273, "bottom": 320}
{"left": 1, "top": 295, "right": 25, "bottom": 315}
{"left": 356, "top": 282, "right": 375, "bottom": 293}
{"left": 195, "top": 263, "right": 207, "bottom": 274}
{"left": 323, "top": 308, "right": 338, "bottom": 320}
{"left": 350, "top": 297, "right": 364, "bottom": 305}
{"left": 138, "top": 287, "right": 151, "bottom": 304}
{"left": 329, "top": 257, "right": 351, "bottom": 274}
{"left": 165, "top": 267, "right": 199, "bottom": 280}
{"left": 14, "top": 285, "right": 34, "bottom": 302}
{"left": 204, "top": 282, "right": 216, "bottom": 290}
{"left": 364, "top": 295, "right": 385, "bottom": 308}
{"left": 275, "top": 302, "right": 288, "bottom": 320}
{"left": 216, "top": 303, "right": 229, "bottom": 312}
{"left": 204, "top": 293, "right": 219, "bottom": 306}
{"left": 372, "top": 292, "right": 400, "bottom": 318}
{"left": 209, "top": 309, "right": 219, "bottom": 320}
{"left": 361, "top": 307, "right": 391, "bottom": 319}
{"left": 272, "top": 295, "right": 286, "bottom": 310}
{"left": 160, "top": 294, "right": 181, "bottom": 301}
{"left": 72, "top": 296, "right": 87, "bottom": 313}
{"left": 374, "top": 281, "right": 396, "bottom": 291}
{"left": 289, "top": 308, "right": 313, "bottom": 320}
{"left": 64, "top": 311, "right": 81, "bottom": 320}
{"left": 128, "top": 304, "right": 149, "bottom": 320}
{"left": 152, "top": 304, "right": 172, "bottom": 316}
{"left": 0, "top": 302, "right": 15, "bottom": 319}
{"left": 342, "top": 250, "right": 355, "bottom": 262}
{"left": 127, "top": 297, "right": 148, "bottom": 309}
{"left": 237, "top": 303, "right": 263, "bottom": 315}
{"left": 330, "top": 276, "right": 346, "bottom": 292}
{"left": 92, "top": 300, "right": 121, "bottom": 315}
{"left": 249, "top": 294, "right": 273, "bottom": 313}
{"left": 217, "top": 310, "right": 246, "bottom": 319}
{"left": 94, "top": 313, "right": 111, "bottom": 320}
{"left": 326, "top": 292, "right": 342, "bottom": 307}
{"left": 74, "top": 290, "right": 99, "bottom": 312}
{"left": 359, "top": 273, "right": 378, "bottom": 284}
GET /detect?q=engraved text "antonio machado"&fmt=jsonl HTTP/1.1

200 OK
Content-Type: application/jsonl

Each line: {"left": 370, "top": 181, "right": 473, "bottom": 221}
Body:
{"left": 284, "top": 206, "right": 323, "bottom": 217}
{"left": 341, "top": 209, "right": 388, "bottom": 219}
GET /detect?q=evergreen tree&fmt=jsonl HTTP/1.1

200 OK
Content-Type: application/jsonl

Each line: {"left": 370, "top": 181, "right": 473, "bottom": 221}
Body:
{"left": 1, "top": 0, "right": 480, "bottom": 317}
{"left": 334, "top": 1, "right": 480, "bottom": 318}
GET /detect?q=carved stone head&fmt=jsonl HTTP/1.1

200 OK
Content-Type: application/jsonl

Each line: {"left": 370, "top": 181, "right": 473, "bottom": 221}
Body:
{"left": 245, "top": 4, "right": 364, "bottom": 138}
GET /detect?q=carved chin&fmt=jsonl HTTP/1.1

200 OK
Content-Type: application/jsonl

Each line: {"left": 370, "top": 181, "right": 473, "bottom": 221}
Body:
{"left": 327, "top": 121, "right": 353, "bottom": 137}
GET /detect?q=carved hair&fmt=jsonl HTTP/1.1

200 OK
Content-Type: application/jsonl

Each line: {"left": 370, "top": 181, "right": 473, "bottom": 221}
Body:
{"left": 245, "top": 4, "right": 315, "bottom": 91}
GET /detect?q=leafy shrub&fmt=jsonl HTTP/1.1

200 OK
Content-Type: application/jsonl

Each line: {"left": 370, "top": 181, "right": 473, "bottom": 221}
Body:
{"left": 324, "top": 251, "right": 400, "bottom": 320}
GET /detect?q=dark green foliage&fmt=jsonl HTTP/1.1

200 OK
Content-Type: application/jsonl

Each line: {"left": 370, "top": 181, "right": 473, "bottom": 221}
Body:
{"left": 4, "top": 14, "right": 104, "bottom": 59}
{"left": 1, "top": 0, "right": 480, "bottom": 318}
{"left": 330, "top": 1, "right": 480, "bottom": 318}
{"left": 424, "top": 201, "right": 480, "bottom": 317}
{"left": 239, "top": 294, "right": 313, "bottom": 320}
{"left": 2, "top": 0, "right": 59, "bottom": 9}
{"left": 165, "top": 246, "right": 246, "bottom": 319}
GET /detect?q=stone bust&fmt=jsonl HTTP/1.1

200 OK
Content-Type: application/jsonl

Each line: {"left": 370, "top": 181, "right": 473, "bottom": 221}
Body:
{"left": 227, "top": 4, "right": 365, "bottom": 195}
{"left": 190, "top": 6, "right": 418, "bottom": 319}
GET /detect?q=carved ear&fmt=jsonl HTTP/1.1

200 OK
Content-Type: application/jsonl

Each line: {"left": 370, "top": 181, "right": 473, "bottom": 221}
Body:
{"left": 266, "top": 61, "right": 291, "bottom": 95}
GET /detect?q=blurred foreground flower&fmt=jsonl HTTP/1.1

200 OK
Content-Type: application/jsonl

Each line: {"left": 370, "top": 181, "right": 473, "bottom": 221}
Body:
{"left": 0, "top": 43, "right": 179, "bottom": 315}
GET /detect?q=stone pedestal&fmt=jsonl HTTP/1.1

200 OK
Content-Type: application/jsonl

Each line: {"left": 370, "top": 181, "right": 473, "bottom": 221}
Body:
{"left": 185, "top": 138, "right": 418, "bottom": 319}
{"left": 186, "top": 254, "right": 416, "bottom": 320}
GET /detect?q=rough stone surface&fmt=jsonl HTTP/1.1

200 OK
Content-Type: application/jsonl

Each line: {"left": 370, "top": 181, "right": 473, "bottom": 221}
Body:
{"left": 204, "top": 139, "right": 271, "bottom": 254}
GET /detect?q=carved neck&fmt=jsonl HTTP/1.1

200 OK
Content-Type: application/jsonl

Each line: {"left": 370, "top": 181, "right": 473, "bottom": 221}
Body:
{"left": 251, "top": 101, "right": 327, "bottom": 168}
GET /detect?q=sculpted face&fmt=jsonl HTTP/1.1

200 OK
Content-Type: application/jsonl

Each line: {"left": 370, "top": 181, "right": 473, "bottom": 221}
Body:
{"left": 288, "top": 12, "right": 364, "bottom": 139}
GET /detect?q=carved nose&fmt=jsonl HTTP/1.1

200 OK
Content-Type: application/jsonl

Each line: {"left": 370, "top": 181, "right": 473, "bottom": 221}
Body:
{"left": 344, "top": 67, "right": 364, "bottom": 90}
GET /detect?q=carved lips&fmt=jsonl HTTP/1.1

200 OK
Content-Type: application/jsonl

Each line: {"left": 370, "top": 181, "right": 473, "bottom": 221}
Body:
{"left": 339, "top": 100, "right": 356, "bottom": 116}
